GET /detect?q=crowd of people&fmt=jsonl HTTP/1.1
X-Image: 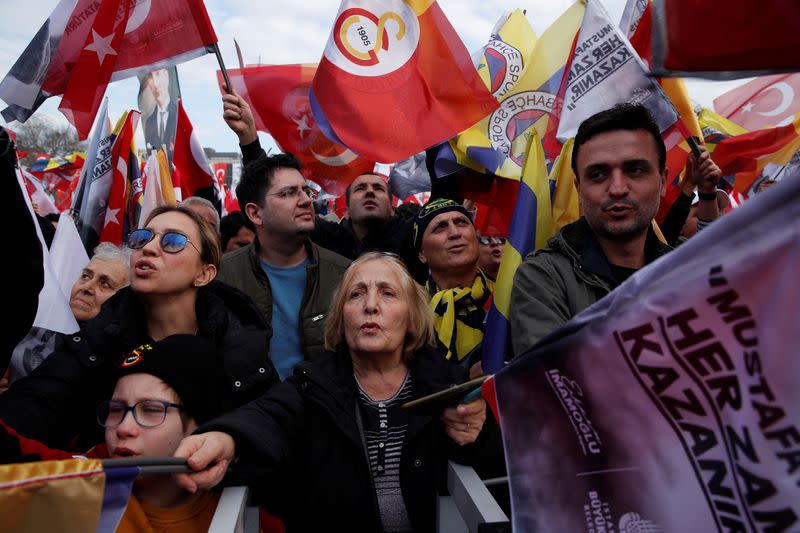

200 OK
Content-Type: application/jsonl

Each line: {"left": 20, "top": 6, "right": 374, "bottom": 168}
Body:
{"left": 3, "top": 101, "right": 758, "bottom": 532}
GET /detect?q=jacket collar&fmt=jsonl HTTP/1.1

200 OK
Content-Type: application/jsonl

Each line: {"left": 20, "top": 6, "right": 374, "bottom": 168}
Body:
{"left": 247, "top": 236, "right": 320, "bottom": 272}
{"left": 88, "top": 281, "right": 264, "bottom": 359}
{"left": 556, "top": 217, "right": 671, "bottom": 287}
{"left": 295, "top": 346, "right": 465, "bottom": 446}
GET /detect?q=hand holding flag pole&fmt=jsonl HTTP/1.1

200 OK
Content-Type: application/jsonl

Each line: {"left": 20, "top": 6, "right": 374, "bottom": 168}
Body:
{"left": 213, "top": 43, "right": 233, "bottom": 95}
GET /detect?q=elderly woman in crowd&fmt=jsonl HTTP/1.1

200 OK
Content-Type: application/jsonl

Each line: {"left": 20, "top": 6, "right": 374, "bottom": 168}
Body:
{"left": 0, "top": 205, "right": 278, "bottom": 454}
{"left": 175, "top": 252, "right": 491, "bottom": 532}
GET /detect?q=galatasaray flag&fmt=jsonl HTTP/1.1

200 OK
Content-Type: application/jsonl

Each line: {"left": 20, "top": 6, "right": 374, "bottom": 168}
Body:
{"left": 310, "top": 0, "right": 499, "bottom": 163}
{"left": 218, "top": 64, "right": 375, "bottom": 196}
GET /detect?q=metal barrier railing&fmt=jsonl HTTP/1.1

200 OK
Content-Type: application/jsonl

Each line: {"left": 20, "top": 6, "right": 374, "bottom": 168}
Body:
{"left": 101, "top": 458, "right": 508, "bottom": 532}
{"left": 101, "top": 457, "right": 258, "bottom": 533}
{"left": 437, "top": 461, "right": 510, "bottom": 533}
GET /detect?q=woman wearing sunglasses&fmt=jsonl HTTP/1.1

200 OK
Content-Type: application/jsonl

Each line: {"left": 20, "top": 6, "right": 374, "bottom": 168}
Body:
{"left": 0, "top": 206, "right": 279, "bottom": 455}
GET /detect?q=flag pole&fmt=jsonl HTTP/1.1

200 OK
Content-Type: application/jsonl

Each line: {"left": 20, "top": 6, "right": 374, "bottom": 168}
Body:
{"left": 213, "top": 43, "right": 233, "bottom": 94}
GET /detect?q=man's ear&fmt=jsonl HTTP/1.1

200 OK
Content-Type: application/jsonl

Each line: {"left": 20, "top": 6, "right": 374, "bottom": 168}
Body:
{"left": 660, "top": 168, "right": 668, "bottom": 197}
{"left": 244, "top": 202, "right": 263, "bottom": 227}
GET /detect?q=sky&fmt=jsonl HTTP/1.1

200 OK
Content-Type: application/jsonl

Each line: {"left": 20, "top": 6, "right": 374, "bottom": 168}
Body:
{"left": 0, "top": 0, "right": 750, "bottom": 156}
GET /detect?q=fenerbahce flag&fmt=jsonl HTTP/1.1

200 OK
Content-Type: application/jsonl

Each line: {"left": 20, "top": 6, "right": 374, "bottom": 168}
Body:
{"left": 490, "top": 174, "right": 800, "bottom": 532}
{"left": 310, "top": 0, "right": 499, "bottom": 163}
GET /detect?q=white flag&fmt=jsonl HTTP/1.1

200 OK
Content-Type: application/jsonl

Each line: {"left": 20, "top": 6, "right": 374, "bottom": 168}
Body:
{"left": 556, "top": 0, "right": 678, "bottom": 141}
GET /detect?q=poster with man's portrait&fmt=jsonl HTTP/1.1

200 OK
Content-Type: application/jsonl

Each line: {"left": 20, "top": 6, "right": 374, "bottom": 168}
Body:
{"left": 138, "top": 66, "right": 181, "bottom": 159}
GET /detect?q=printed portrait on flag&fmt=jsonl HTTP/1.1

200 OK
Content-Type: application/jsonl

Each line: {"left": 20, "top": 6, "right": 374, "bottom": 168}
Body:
{"left": 138, "top": 66, "right": 181, "bottom": 159}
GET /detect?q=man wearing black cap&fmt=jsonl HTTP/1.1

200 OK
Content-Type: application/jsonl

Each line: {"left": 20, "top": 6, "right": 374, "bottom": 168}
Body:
{"left": 413, "top": 199, "right": 494, "bottom": 369}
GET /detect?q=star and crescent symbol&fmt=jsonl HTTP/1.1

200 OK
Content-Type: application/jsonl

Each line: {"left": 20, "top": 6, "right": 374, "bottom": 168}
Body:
{"left": 742, "top": 82, "right": 795, "bottom": 118}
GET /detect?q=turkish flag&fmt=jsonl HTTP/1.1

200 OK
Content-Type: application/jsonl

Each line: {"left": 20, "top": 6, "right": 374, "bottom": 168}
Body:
{"left": 212, "top": 163, "right": 238, "bottom": 213}
{"left": 311, "top": 0, "right": 498, "bottom": 163}
{"left": 713, "top": 74, "right": 800, "bottom": 131}
{"left": 172, "top": 100, "right": 214, "bottom": 199}
{"left": 99, "top": 110, "right": 139, "bottom": 245}
{"left": 0, "top": 0, "right": 217, "bottom": 137}
{"left": 218, "top": 64, "right": 375, "bottom": 196}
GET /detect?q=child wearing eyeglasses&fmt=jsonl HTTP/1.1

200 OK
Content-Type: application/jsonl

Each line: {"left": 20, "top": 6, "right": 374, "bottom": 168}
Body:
{"left": 101, "top": 334, "right": 229, "bottom": 533}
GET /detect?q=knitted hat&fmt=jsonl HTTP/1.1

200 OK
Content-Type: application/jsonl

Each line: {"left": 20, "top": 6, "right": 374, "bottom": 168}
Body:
{"left": 112, "top": 335, "right": 227, "bottom": 425}
{"left": 412, "top": 198, "right": 473, "bottom": 251}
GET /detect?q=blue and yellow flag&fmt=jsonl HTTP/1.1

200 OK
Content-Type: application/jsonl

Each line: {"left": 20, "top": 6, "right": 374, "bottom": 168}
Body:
{"left": 436, "top": 3, "right": 585, "bottom": 180}
{"left": 482, "top": 131, "right": 553, "bottom": 373}
{"left": 698, "top": 107, "right": 748, "bottom": 147}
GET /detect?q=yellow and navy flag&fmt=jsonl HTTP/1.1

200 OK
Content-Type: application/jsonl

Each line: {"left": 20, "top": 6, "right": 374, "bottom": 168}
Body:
{"left": 436, "top": 2, "right": 585, "bottom": 180}
{"left": 549, "top": 137, "right": 580, "bottom": 233}
{"left": 698, "top": 107, "right": 748, "bottom": 148}
{"left": 482, "top": 131, "right": 553, "bottom": 373}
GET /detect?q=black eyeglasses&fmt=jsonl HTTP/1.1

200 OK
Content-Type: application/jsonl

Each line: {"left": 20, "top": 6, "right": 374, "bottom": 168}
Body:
{"left": 265, "top": 185, "right": 318, "bottom": 201}
{"left": 127, "top": 229, "right": 201, "bottom": 254}
{"left": 478, "top": 236, "right": 506, "bottom": 246}
{"left": 97, "top": 399, "right": 184, "bottom": 428}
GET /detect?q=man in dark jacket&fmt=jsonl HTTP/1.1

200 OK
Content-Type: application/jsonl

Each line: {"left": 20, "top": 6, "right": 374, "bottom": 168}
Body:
{"left": 510, "top": 104, "right": 677, "bottom": 356}
{"left": 219, "top": 153, "right": 350, "bottom": 380}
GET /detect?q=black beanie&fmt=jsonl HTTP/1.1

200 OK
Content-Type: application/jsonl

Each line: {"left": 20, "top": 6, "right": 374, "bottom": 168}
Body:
{"left": 412, "top": 198, "right": 473, "bottom": 251}
{"left": 112, "top": 335, "right": 227, "bottom": 425}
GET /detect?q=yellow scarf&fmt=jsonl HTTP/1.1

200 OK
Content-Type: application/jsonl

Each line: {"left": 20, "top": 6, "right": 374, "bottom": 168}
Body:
{"left": 428, "top": 271, "right": 493, "bottom": 362}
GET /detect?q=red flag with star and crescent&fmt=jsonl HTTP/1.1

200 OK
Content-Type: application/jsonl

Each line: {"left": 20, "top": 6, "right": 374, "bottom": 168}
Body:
{"left": 217, "top": 64, "right": 376, "bottom": 196}
{"left": 173, "top": 99, "right": 216, "bottom": 200}
{"left": 713, "top": 74, "right": 800, "bottom": 131}
{"left": 99, "top": 110, "right": 140, "bottom": 245}
{"left": 0, "top": 0, "right": 218, "bottom": 138}
{"left": 213, "top": 163, "right": 238, "bottom": 213}
{"left": 58, "top": 0, "right": 131, "bottom": 138}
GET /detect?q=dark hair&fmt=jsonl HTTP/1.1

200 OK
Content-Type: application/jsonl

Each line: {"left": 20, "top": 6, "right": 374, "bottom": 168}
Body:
{"left": 236, "top": 152, "right": 302, "bottom": 209}
{"left": 395, "top": 202, "right": 422, "bottom": 221}
{"left": 571, "top": 103, "right": 666, "bottom": 178}
{"left": 220, "top": 211, "right": 252, "bottom": 250}
{"left": 344, "top": 173, "right": 393, "bottom": 208}
{"left": 142, "top": 205, "right": 221, "bottom": 269}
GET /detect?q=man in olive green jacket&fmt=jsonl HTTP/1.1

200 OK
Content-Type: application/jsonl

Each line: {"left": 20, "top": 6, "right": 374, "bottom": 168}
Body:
{"left": 219, "top": 152, "right": 350, "bottom": 379}
{"left": 510, "top": 104, "right": 713, "bottom": 356}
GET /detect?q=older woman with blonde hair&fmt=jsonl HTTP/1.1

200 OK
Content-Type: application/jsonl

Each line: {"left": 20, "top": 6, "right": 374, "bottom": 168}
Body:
{"left": 174, "top": 252, "right": 490, "bottom": 532}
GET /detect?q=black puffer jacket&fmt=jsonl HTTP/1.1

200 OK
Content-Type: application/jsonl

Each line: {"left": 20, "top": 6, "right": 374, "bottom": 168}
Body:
{"left": 0, "top": 281, "right": 278, "bottom": 452}
{"left": 201, "top": 347, "right": 501, "bottom": 533}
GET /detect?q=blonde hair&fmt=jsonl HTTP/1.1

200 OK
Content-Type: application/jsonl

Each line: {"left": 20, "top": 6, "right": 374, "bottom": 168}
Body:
{"left": 324, "top": 252, "right": 434, "bottom": 358}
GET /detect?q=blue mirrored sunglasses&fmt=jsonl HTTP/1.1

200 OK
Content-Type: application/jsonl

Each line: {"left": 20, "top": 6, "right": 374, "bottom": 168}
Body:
{"left": 127, "top": 229, "right": 200, "bottom": 254}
